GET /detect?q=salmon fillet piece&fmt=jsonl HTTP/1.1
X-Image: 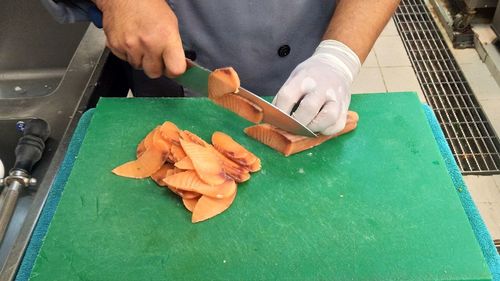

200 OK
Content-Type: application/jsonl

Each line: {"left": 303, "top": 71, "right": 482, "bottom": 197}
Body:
{"left": 212, "top": 94, "right": 264, "bottom": 123}
{"left": 208, "top": 67, "right": 240, "bottom": 99}
{"left": 245, "top": 111, "right": 359, "bottom": 156}
{"left": 208, "top": 66, "right": 263, "bottom": 123}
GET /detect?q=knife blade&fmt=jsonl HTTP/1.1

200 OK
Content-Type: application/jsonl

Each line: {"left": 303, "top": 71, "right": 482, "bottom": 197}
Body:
{"left": 177, "top": 60, "right": 317, "bottom": 137}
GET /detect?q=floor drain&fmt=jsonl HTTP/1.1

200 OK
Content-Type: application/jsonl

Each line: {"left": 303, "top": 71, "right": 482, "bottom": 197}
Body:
{"left": 393, "top": 0, "right": 500, "bottom": 175}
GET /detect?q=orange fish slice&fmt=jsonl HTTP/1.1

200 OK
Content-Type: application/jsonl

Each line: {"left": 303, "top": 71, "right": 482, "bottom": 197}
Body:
{"left": 210, "top": 148, "right": 251, "bottom": 182}
{"left": 179, "top": 139, "right": 226, "bottom": 186}
{"left": 192, "top": 191, "right": 237, "bottom": 223}
{"left": 137, "top": 126, "right": 159, "bottom": 157}
{"left": 163, "top": 170, "right": 236, "bottom": 199}
{"left": 182, "top": 197, "right": 199, "bottom": 212}
{"left": 212, "top": 93, "right": 264, "bottom": 124}
{"left": 170, "top": 144, "right": 187, "bottom": 163}
{"left": 179, "top": 130, "right": 209, "bottom": 147}
{"left": 159, "top": 121, "right": 181, "bottom": 145}
{"left": 112, "top": 148, "right": 167, "bottom": 178}
{"left": 212, "top": 131, "right": 260, "bottom": 168}
{"left": 151, "top": 163, "right": 175, "bottom": 186}
{"left": 207, "top": 67, "right": 240, "bottom": 99}
{"left": 175, "top": 156, "right": 195, "bottom": 170}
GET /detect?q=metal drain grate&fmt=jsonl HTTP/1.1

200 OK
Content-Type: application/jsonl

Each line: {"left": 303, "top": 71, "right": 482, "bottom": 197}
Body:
{"left": 393, "top": 0, "right": 500, "bottom": 174}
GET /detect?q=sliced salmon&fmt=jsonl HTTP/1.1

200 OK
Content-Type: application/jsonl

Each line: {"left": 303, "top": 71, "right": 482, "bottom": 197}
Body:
{"left": 160, "top": 121, "right": 181, "bottom": 145}
{"left": 207, "top": 67, "right": 240, "bottom": 99}
{"left": 170, "top": 144, "right": 187, "bottom": 163}
{"left": 179, "top": 139, "right": 226, "bottom": 185}
{"left": 209, "top": 148, "right": 251, "bottom": 182}
{"left": 212, "top": 131, "right": 260, "bottom": 168}
{"left": 208, "top": 67, "right": 263, "bottom": 123}
{"left": 137, "top": 126, "right": 159, "bottom": 157}
{"left": 228, "top": 169, "right": 251, "bottom": 183}
{"left": 176, "top": 190, "right": 201, "bottom": 200}
{"left": 183, "top": 197, "right": 199, "bottom": 212}
{"left": 151, "top": 163, "right": 175, "bottom": 186}
{"left": 136, "top": 139, "right": 146, "bottom": 158}
{"left": 192, "top": 191, "right": 237, "bottom": 223}
{"left": 212, "top": 132, "right": 250, "bottom": 159}
{"left": 212, "top": 94, "right": 264, "bottom": 124}
{"left": 152, "top": 127, "right": 171, "bottom": 153}
{"left": 163, "top": 170, "right": 236, "bottom": 199}
{"left": 244, "top": 111, "right": 359, "bottom": 156}
{"left": 164, "top": 185, "right": 200, "bottom": 199}
{"left": 175, "top": 156, "right": 195, "bottom": 170}
{"left": 113, "top": 117, "right": 264, "bottom": 223}
{"left": 179, "top": 130, "right": 209, "bottom": 147}
{"left": 143, "top": 126, "right": 160, "bottom": 150}
{"left": 248, "top": 158, "right": 262, "bottom": 172}
{"left": 159, "top": 169, "right": 200, "bottom": 199}
{"left": 112, "top": 148, "right": 167, "bottom": 178}
{"left": 177, "top": 132, "right": 251, "bottom": 181}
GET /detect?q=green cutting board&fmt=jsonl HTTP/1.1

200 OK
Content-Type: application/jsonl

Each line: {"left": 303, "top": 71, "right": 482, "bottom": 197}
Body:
{"left": 30, "top": 93, "right": 491, "bottom": 281}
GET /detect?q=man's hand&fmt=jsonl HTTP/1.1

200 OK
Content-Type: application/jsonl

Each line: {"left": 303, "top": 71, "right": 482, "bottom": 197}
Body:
{"left": 94, "top": 0, "right": 186, "bottom": 78}
{"left": 273, "top": 40, "right": 361, "bottom": 135}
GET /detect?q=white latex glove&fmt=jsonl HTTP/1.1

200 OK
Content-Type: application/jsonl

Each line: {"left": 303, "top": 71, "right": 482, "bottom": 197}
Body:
{"left": 273, "top": 40, "right": 361, "bottom": 135}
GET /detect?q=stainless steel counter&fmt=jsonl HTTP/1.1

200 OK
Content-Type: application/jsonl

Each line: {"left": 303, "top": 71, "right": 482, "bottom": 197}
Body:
{"left": 0, "top": 1, "right": 108, "bottom": 279}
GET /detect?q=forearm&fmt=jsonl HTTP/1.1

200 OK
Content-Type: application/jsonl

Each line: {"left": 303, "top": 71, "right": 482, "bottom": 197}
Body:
{"left": 323, "top": 0, "right": 400, "bottom": 62}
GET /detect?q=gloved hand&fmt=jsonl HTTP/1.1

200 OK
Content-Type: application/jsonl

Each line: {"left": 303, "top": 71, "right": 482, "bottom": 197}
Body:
{"left": 273, "top": 40, "right": 361, "bottom": 135}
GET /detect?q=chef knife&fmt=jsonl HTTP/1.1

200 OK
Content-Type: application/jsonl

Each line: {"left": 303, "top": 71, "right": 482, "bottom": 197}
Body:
{"left": 177, "top": 60, "right": 317, "bottom": 137}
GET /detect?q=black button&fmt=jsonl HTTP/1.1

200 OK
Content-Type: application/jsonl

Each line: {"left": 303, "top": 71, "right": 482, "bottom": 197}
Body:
{"left": 184, "top": 50, "right": 197, "bottom": 61}
{"left": 277, "top": 45, "right": 290, "bottom": 57}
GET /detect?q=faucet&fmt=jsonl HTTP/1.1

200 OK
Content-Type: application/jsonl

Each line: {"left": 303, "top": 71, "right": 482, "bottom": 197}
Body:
{"left": 0, "top": 119, "right": 50, "bottom": 243}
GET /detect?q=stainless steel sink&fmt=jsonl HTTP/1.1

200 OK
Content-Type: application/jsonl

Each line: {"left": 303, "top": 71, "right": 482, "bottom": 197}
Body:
{"left": 0, "top": 1, "right": 89, "bottom": 99}
{"left": 0, "top": 0, "right": 107, "bottom": 279}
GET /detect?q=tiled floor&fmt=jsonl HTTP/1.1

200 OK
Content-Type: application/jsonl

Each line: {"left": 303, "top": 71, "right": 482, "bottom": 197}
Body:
{"left": 351, "top": 19, "right": 426, "bottom": 102}
{"left": 352, "top": 16, "right": 500, "bottom": 241}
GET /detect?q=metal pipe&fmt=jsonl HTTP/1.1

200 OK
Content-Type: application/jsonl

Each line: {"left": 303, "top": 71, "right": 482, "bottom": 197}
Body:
{"left": 0, "top": 181, "right": 23, "bottom": 242}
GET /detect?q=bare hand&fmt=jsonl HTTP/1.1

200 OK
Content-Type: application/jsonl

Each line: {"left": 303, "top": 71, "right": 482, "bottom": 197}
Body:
{"left": 95, "top": 0, "right": 186, "bottom": 78}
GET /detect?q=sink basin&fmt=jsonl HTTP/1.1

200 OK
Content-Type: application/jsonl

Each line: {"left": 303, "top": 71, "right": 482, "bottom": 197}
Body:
{"left": 0, "top": 0, "right": 88, "bottom": 99}
{"left": 0, "top": 1, "right": 107, "bottom": 279}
